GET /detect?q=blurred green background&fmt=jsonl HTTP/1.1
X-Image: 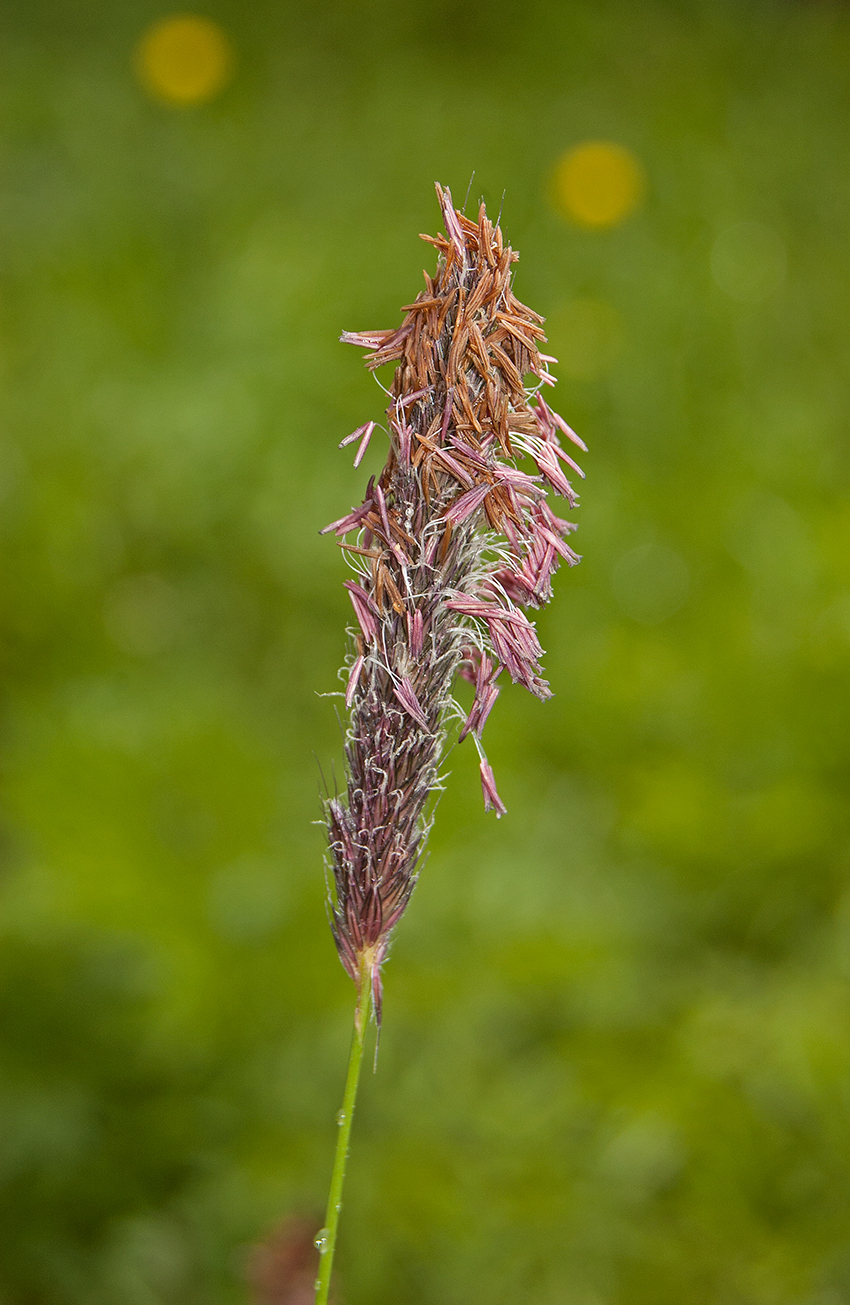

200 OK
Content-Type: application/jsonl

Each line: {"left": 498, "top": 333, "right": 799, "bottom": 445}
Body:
{"left": 2, "top": 1, "right": 850, "bottom": 1301}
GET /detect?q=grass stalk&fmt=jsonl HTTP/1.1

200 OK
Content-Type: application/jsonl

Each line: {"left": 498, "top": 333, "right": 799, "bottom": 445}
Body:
{"left": 314, "top": 972, "right": 370, "bottom": 1305}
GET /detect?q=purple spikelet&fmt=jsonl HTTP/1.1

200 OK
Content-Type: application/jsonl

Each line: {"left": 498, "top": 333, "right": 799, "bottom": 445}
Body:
{"left": 323, "top": 184, "right": 584, "bottom": 1018}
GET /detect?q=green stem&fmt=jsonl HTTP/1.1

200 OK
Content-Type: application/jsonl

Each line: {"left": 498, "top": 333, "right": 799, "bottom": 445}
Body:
{"left": 314, "top": 972, "right": 370, "bottom": 1305}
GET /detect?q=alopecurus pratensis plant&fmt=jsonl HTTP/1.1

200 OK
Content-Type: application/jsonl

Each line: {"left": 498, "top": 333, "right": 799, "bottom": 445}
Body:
{"left": 314, "top": 184, "right": 585, "bottom": 1304}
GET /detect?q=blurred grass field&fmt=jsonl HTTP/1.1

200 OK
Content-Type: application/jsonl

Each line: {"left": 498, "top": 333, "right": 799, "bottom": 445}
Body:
{"left": 1, "top": 1, "right": 850, "bottom": 1301}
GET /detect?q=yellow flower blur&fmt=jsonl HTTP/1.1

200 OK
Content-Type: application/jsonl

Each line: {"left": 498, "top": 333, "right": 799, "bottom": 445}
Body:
{"left": 550, "top": 141, "right": 645, "bottom": 229}
{"left": 135, "top": 15, "right": 234, "bottom": 106}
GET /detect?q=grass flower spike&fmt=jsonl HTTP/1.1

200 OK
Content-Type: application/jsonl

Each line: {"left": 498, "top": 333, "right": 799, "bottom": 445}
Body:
{"left": 314, "top": 184, "right": 584, "bottom": 1304}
